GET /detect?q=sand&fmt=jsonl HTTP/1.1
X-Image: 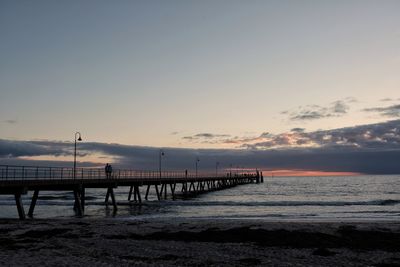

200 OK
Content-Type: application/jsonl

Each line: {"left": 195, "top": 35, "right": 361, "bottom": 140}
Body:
{"left": 0, "top": 218, "right": 399, "bottom": 266}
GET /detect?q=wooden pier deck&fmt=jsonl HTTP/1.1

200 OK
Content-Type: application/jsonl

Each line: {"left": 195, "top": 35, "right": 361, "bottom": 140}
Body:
{"left": 0, "top": 165, "right": 263, "bottom": 219}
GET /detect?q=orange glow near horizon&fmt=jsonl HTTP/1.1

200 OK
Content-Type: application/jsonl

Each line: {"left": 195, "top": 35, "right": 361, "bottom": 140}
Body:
{"left": 261, "top": 169, "right": 362, "bottom": 177}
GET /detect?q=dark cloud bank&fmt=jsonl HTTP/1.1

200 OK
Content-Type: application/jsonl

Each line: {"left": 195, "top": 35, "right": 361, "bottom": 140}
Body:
{"left": 1, "top": 120, "right": 400, "bottom": 174}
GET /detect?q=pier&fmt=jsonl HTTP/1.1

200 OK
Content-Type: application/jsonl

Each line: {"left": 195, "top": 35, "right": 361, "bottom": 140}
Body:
{"left": 0, "top": 165, "right": 263, "bottom": 219}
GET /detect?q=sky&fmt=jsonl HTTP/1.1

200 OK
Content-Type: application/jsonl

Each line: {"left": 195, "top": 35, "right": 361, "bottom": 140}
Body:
{"left": 1, "top": 1, "right": 400, "bottom": 175}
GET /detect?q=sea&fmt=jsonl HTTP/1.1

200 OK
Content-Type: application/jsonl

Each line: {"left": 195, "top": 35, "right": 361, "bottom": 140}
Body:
{"left": 0, "top": 175, "right": 399, "bottom": 221}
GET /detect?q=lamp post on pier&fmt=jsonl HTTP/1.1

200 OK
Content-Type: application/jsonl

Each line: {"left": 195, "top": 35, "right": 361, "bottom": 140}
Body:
{"left": 73, "top": 132, "right": 82, "bottom": 180}
{"left": 159, "top": 149, "right": 165, "bottom": 179}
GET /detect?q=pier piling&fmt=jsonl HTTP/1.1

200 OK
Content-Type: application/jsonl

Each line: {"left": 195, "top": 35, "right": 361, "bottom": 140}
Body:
{"left": 28, "top": 190, "right": 39, "bottom": 217}
{"left": 15, "top": 193, "right": 26, "bottom": 220}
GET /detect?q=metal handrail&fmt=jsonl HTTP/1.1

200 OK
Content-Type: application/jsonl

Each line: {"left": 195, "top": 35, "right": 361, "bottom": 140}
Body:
{"left": 0, "top": 165, "right": 257, "bottom": 181}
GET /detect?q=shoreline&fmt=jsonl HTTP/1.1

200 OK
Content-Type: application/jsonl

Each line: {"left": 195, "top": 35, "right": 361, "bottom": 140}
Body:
{"left": 1, "top": 218, "right": 399, "bottom": 266}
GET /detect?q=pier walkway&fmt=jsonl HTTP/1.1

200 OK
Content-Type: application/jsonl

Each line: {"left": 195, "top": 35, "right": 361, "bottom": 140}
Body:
{"left": 0, "top": 165, "right": 263, "bottom": 219}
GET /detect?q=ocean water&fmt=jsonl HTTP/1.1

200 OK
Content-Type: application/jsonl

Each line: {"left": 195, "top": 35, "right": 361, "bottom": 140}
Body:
{"left": 0, "top": 175, "right": 399, "bottom": 221}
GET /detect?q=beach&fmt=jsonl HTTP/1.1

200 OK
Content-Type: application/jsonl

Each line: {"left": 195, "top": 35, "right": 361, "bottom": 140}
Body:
{"left": 1, "top": 175, "right": 399, "bottom": 266}
{"left": 1, "top": 218, "right": 399, "bottom": 266}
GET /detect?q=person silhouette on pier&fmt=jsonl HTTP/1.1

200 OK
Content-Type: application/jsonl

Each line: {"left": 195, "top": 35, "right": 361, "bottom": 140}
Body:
{"left": 105, "top": 164, "right": 109, "bottom": 178}
{"left": 105, "top": 163, "right": 113, "bottom": 179}
{"left": 109, "top": 164, "right": 113, "bottom": 178}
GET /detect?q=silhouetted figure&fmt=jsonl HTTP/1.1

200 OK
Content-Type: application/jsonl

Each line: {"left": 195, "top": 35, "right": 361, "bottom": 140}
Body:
{"left": 185, "top": 169, "right": 188, "bottom": 178}
{"left": 105, "top": 163, "right": 113, "bottom": 179}
{"left": 105, "top": 164, "right": 109, "bottom": 178}
{"left": 109, "top": 164, "right": 113, "bottom": 178}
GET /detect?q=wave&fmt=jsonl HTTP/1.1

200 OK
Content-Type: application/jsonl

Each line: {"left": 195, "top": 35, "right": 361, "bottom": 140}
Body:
{"left": 144, "top": 199, "right": 400, "bottom": 207}
{"left": 0, "top": 198, "right": 398, "bottom": 207}
{"left": 379, "top": 199, "right": 400, "bottom": 205}
{"left": 37, "top": 195, "right": 97, "bottom": 201}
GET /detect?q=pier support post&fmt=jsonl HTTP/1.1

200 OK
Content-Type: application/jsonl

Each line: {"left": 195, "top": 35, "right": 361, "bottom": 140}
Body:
{"left": 108, "top": 187, "right": 117, "bottom": 211}
{"left": 170, "top": 183, "right": 176, "bottom": 199}
{"left": 15, "top": 193, "right": 26, "bottom": 220}
{"left": 160, "top": 184, "right": 164, "bottom": 196}
{"left": 105, "top": 190, "right": 110, "bottom": 203}
{"left": 81, "top": 187, "right": 85, "bottom": 212}
{"left": 133, "top": 186, "right": 137, "bottom": 202}
{"left": 128, "top": 186, "right": 134, "bottom": 201}
{"left": 28, "top": 190, "right": 39, "bottom": 218}
{"left": 189, "top": 182, "right": 195, "bottom": 192}
{"left": 181, "top": 182, "right": 187, "bottom": 193}
{"left": 145, "top": 185, "right": 151, "bottom": 200}
{"left": 73, "top": 190, "right": 83, "bottom": 217}
{"left": 155, "top": 184, "right": 161, "bottom": 201}
{"left": 105, "top": 187, "right": 117, "bottom": 211}
{"left": 135, "top": 185, "right": 142, "bottom": 203}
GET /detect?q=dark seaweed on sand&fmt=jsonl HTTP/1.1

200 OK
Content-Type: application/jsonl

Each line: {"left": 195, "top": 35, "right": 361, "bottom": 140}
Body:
{"left": 124, "top": 226, "right": 400, "bottom": 251}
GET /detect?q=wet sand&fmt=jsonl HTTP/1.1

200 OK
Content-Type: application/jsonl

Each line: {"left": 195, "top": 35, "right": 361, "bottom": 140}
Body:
{"left": 1, "top": 218, "right": 400, "bottom": 266}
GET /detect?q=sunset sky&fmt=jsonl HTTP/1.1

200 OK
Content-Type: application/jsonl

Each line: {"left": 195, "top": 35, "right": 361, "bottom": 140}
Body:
{"left": 1, "top": 1, "right": 400, "bottom": 175}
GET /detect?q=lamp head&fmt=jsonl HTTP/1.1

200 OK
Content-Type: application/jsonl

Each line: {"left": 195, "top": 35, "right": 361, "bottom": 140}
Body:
{"left": 75, "top": 132, "right": 82, "bottom": 141}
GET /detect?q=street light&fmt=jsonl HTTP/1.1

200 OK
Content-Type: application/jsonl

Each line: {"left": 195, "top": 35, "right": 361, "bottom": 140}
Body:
{"left": 195, "top": 157, "right": 200, "bottom": 178}
{"left": 159, "top": 149, "right": 165, "bottom": 179}
{"left": 216, "top": 161, "right": 220, "bottom": 177}
{"left": 73, "top": 132, "right": 82, "bottom": 179}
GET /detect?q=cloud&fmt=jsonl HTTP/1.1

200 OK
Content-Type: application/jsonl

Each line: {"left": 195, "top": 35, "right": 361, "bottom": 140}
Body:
{"left": 344, "top": 97, "right": 357, "bottom": 103}
{"left": 291, "top": 128, "right": 305, "bottom": 133}
{"left": 380, "top": 98, "right": 394, "bottom": 102}
{"left": 259, "top": 132, "right": 271, "bottom": 138}
{"left": 194, "top": 133, "right": 230, "bottom": 138}
{"left": 363, "top": 104, "right": 400, "bottom": 118}
{"left": 0, "top": 139, "right": 70, "bottom": 158}
{"left": 244, "top": 120, "right": 400, "bottom": 150}
{"left": 219, "top": 132, "right": 270, "bottom": 145}
{"left": 182, "top": 133, "right": 231, "bottom": 143}
{"left": 1, "top": 120, "right": 400, "bottom": 174}
{"left": 331, "top": 100, "right": 348, "bottom": 114}
{"left": 1, "top": 137, "right": 400, "bottom": 174}
{"left": 282, "top": 99, "right": 353, "bottom": 121}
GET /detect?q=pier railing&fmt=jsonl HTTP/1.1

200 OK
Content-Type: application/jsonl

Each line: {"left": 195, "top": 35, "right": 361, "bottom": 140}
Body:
{"left": 0, "top": 165, "right": 255, "bottom": 181}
